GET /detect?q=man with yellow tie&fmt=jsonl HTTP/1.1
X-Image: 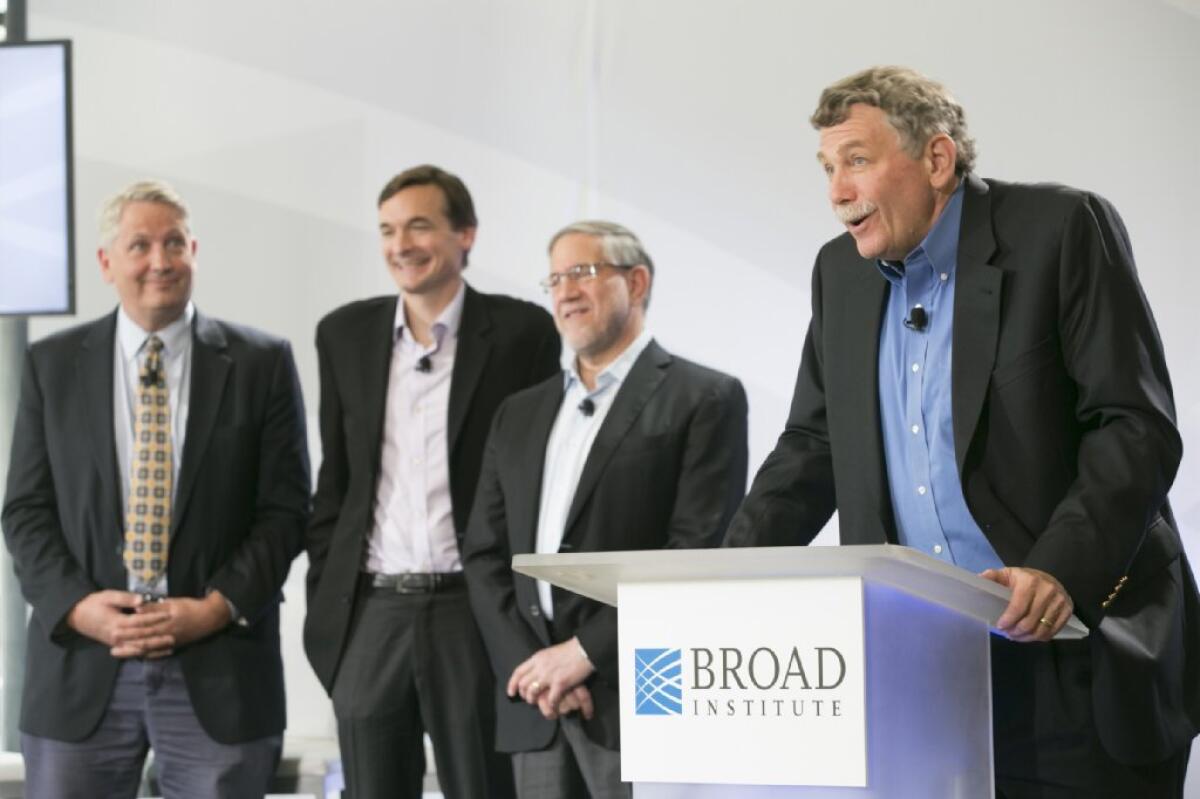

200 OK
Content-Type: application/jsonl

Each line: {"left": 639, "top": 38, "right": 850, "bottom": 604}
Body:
{"left": 2, "top": 180, "right": 311, "bottom": 798}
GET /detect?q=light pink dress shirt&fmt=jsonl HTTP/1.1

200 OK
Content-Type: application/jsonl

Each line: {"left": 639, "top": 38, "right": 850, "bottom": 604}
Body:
{"left": 364, "top": 283, "right": 465, "bottom": 575}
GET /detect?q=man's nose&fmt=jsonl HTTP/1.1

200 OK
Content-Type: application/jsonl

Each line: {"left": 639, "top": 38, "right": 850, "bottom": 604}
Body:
{"left": 149, "top": 245, "right": 171, "bottom": 270}
{"left": 828, "top": 169, "right": 855, "bottom": 205}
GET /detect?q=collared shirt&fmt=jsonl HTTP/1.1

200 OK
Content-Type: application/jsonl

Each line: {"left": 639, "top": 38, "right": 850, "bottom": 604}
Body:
{"left": 114, "top": 302, "right": 195, "bottom": 594}
{"left": 876, "top": 182, "right": 1003, "bottom": 574}
{"left": 535, "top": 328, "right": 654, "bottom": 619}
{"left": 365, "top": 281, "right": 466, "bottom": 575}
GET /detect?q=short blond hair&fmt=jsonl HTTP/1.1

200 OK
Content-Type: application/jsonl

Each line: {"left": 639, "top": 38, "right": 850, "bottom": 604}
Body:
{"left": 98, "top": 180, "right": 191, "bottom": 247}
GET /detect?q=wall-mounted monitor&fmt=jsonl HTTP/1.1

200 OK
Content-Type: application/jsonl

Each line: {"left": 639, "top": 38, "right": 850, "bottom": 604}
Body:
{"left": 0, "top": 39, "right": 74, "bottom": 316}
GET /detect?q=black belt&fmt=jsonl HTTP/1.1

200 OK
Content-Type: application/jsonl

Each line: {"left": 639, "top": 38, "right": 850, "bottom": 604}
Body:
{"left": 361, "top": 571, "right": 466, "bottom": 594}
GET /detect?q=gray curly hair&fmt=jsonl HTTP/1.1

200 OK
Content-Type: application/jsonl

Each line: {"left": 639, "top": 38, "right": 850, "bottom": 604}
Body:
{"left": 811, "top": 66, "right": 976, "bottom": 176}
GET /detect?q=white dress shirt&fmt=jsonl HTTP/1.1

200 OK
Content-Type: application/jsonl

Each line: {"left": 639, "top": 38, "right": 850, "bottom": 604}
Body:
{"left": 114, "top": 303, "right": 194, "bottom": 594}
{"left": 535, "top": 328, "right": 653, "bottom": 618}
{"left": 364, "top": 282, "right": 466, "bottom": 575}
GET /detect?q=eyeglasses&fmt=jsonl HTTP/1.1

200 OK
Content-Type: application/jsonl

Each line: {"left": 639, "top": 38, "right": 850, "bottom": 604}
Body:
{"left": 539, "top": 262, "right": 630, "bottom": 293}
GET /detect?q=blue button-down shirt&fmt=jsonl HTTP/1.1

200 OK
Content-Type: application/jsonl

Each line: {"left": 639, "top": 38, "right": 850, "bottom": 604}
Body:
{"left": 876, "top": 182, "right": 1003, "bottom": 574}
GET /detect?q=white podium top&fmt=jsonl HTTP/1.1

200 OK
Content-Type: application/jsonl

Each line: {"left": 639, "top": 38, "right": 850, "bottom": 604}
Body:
{"left": 514, "top": 543, "right": 1087, "bottom": 639}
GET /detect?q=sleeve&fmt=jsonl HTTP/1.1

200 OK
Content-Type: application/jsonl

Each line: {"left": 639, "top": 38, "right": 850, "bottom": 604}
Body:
{"left": 206, "top": 340, "right": 311, "bottom": 621}
{"left": 1022, "top": 193, "right": 1182, "bottom": 625}
{"left": 723, "top": 256, "right": 838, "bottom": 548}
{"left": 1, "top": 348, "right": 98, "bottom": 638}
{"left": 304, "top": 322, "right": 346, "bottom": 601}
{"left": 528, "top": 309, "right": 562, "bottom": 385}
{"left": 462, "top": 400, "right": 548, "bottom": 686}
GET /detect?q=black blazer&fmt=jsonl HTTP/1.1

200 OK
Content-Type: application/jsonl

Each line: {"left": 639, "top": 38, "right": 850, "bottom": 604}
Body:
{"left": 302, "top": 285, "right": 560, "bottom": 691}
{"left": 463, "top": 339, "right": 749, "bottom": 752}
{"left": 2, "top": 310, "right": 311, "bottom": 744}
{"left": 725, "top": 174, "right": 1200, "bottom": 764}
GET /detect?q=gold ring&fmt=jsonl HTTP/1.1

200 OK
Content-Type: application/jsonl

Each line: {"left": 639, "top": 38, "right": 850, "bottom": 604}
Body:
{"left": 530, "top": 680, "right": 542, "bottom": 693}
{"left": 1038, "top": 617, "right": 1053, "bottom": 627}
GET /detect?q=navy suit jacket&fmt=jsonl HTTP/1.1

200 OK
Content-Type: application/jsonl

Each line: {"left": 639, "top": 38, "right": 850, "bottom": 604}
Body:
{"left": 2, "top": 309, "right": 310, "bottom": 743}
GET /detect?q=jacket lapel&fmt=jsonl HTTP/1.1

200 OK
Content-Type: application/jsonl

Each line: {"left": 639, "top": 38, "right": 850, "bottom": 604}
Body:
{"left": 172, "top": 312, "right": 231, "bottom": 533}
{"left": 952, "top": 174, "right": 1003, "bottom": 476}
{"left": 79, "top": 313, "right": 123, "bottom": 547}
{"left": 514, "top": 380, "right": 566, "bottom": 554}
{"left": 448, "top": 285, "right": 493, "bottom": 455}
{"left": 561, "top": 340, "right": 669, "bottom": 538}
{"left": 360, "top": 298, "right": 397, "bottom": 482}
{"left": 840, "top": 261, "right": 894, "bottom": 540}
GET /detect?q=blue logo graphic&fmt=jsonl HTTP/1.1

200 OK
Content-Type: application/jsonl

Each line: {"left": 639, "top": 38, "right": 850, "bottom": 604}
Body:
{"left": 635, "top": 648, "right": 683, "bottom": 715}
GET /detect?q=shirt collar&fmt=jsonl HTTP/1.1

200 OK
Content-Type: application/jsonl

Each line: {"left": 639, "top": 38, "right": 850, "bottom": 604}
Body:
{"left": 875, "top": 178, "right": 965, "bottom": 283}
{"left": 117, "top": 302, "right": 195, "bottom": 361}
{"left": 394, "top": 280, "right": 466, "bottom": 344}
{"left": 562, "top": 327, "right": 654, "bottom": 395}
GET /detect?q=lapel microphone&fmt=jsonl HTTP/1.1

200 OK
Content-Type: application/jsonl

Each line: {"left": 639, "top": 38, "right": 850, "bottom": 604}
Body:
{"left": 578, "top": 398, "right": 596, "bottom": 417}
{"left": 903, "top": 305, "right": 929, "bottom": 332}
{"left": 415, "top": 355, "right": 432, "bottom": 373}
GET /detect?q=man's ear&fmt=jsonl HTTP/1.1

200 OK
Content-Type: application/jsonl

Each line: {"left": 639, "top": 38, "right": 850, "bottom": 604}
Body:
{"left": 98, "top": 247, "right": 114, "bottom": 284}
{"left": 926, "top": 133, "right": 958, "bottom": 190}
{"left": 628, "top": 264, "right": 651, "bottom": 308}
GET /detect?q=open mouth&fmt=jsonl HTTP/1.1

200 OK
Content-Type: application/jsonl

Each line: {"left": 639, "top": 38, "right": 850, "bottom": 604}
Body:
{"left": 846, "top": 209, "right": 873, "bottom": 232}
{"left": 835, "top": 202, "right": 876, "bottom": 234}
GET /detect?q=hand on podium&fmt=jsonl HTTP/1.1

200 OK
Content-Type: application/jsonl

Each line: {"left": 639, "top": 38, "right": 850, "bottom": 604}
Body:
{"left": 507, "top": 636, "right": 596, "bottom": 719}
{"left": 980, "top": 566, "right": 1073, "bottom": 642}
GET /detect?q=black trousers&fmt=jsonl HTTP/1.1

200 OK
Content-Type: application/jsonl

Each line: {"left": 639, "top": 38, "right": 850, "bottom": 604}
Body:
{"left": 991, "top": 636, "right": 1190, "bottom": 799}
{"left": 332, "top": 583, "right": 515, "bottom": 799}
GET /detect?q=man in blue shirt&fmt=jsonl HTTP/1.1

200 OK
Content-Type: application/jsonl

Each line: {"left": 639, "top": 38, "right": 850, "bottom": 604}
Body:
{"left": 725, "top": 66, "right": 1198, "bottom": 797}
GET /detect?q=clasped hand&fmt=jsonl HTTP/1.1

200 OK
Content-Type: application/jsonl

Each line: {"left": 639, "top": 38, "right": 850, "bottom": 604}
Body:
{"left": 507, "top": 637, "right": 596, "bottom": 721}
{"left": 66, "top": 589, "right": 233, "bottom": 658}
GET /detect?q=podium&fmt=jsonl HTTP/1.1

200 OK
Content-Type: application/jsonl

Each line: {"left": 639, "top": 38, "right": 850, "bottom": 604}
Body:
{"left": 513, "top": 544, "right": 1086, "bottom": 798}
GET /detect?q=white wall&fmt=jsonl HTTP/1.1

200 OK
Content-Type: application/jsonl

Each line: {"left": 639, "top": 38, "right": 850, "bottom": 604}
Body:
{"left": 21, "top": 0, "right": 1200, "bottom": 784}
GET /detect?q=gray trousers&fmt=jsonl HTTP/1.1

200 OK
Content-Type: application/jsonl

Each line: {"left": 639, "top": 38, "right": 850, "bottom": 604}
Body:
{"left": 512, "top": 715, "right": 629, "bottom": 799}
{"left": 22, "top": 658, "right": 280, "bottom": 799}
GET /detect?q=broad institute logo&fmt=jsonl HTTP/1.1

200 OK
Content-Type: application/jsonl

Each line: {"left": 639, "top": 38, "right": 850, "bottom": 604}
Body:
{"left": 634, "top": 648, "right": 683, "bottom": 715}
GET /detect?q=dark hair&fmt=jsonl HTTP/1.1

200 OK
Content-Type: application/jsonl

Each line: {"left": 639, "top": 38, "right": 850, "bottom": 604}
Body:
{"left": 377, "top": 164, "right": 477, "bottom": 231}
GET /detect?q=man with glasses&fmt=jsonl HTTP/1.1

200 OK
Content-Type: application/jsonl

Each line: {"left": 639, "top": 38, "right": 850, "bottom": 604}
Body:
{"left": 463, "top": 220, "right": 749, "bottom": 798}
{"left": 302, "top": 165, "right": 559, "bottom": 798}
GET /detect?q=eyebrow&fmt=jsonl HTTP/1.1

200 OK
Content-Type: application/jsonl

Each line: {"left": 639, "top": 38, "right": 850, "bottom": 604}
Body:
{"left": 816, "top": 138, "right": 870, "bottom": 162}
{"left": 380, "top": 215, "right": 433, "bottom": 229}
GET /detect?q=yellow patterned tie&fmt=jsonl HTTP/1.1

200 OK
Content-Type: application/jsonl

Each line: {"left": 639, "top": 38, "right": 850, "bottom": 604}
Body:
{"left": 124, "top": 335, "right": 172, "bottom": 586}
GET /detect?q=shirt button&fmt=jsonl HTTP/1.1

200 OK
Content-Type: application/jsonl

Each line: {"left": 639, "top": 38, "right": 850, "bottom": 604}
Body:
{"left": 933, "top": 544, "right": 943, "bottom": 554}
{"left": 940, "top": 273, "right": 948, "bottom": 282}
{"left": 911, "top": 425, "right": 920, "bottom": 434}
{"left": 911, "top": 363, "right": 920, "bottom": 373}
{"left": 917, "top": 485, "right": 927, "bottom": 496}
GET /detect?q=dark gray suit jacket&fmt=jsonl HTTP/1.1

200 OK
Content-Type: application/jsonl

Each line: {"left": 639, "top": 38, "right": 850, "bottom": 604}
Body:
{"left": 463, "top": 339, "right": 749, "bottom": 752}
{"left": 725, "top": 174, "right": 1200, "bottom": 764}
{"left": 2, "top": 309, "right": 311, "bottom": 743}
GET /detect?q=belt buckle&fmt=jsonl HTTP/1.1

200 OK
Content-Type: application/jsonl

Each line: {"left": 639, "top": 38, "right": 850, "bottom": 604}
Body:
{"left": 397, "top": 573, "right": 431, "bottom": 594}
